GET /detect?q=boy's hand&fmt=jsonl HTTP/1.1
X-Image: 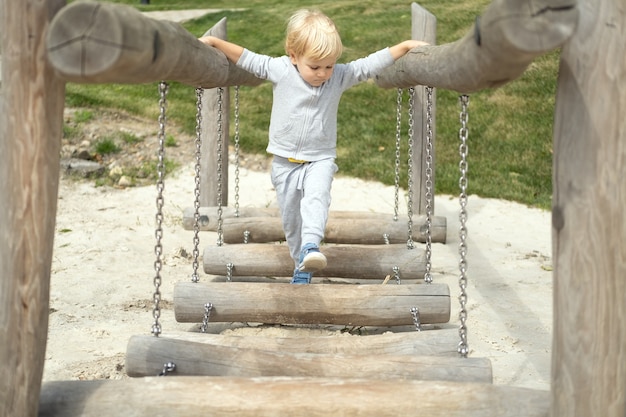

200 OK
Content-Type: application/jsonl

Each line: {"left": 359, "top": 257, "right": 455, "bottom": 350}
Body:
{"left": 198, "top": 36, "right": 217, "bottom": 47}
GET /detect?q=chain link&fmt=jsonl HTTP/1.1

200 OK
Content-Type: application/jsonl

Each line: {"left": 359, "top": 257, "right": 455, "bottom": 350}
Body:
{"left": 152, "top": 81, "right": 169, "bottom": 337}
{"left": 406, "top": 87, "right": 415, "bottom": 249}
{"left": 216, "top": 87, "right": 225, "bottom": 246}
{"left": 158, "top": 362, "right": 176, "bottom": 376}
{"left": 424, "top": 87, "right": 434, "bottom": 284}
{"left": 200, "top": 302, "right": 213, "bottom": 333}
{"left": 410, "top": 307, "right": 421, "bottom": 332}
{"left": 233, "top": 86, "right": 241, "bottom": 217}
{"left": 191, "top": 87, "right": 203, "bottom": 283}
{"left": 394, "top": 88, "right": 403, "bottom": 221}
{"left": 458, "top": 94, "right": 470, "bottom": 357}
{"left": 393, "top": 266, "right": 401, "bottom": 285}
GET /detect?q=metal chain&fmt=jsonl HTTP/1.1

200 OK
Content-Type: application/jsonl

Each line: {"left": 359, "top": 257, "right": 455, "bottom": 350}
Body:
{"left": 191, "top": 87, "right": 203, "bottom": 283}
{"left": 406, "top": 87, "right": 416, "bottom": 249}
{"left": 458, "top": 94, "right": 470, "bottom": 358}
{"left": 200, "top": 302, "right": 213, "bottom": 333}
{"left": 410, "top": 307, "right": 421, "bottom": 332}
{"left": 216, "top": 87, "right": 225, "bottom": 246}
{"left": 424, "top": 87, "right": 434, "bottom": 284}
{"left": 158, "top": 362, "right": 176, "bottom": 376}
{"left": 392, "top": 266, "right": 401, "bottom": 285}
{"left": 151, "top": 81, "right": 169, "bottom": 337}
{"left": 394, "top": 88, "right": 402, "bottom": 221}
{"left": 233, "top": 86, "right": 241, "bottom": 217}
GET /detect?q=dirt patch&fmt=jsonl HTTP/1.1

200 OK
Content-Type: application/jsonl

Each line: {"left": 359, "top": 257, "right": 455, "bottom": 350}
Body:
{"left": 61, "top": 107, "right": 271, "bottom": 186}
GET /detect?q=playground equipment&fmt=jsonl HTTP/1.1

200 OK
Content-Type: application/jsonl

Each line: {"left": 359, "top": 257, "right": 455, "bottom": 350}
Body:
{"left": 3, "top": 0, "right": 624, "bottom": 417}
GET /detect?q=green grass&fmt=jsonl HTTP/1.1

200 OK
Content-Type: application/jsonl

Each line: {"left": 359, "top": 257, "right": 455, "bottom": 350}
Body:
{"left": 64, "top": 0, "right": 557, "bottom": 209}
{"left": 94, "top": 137, "right": 121, "bottom": 155}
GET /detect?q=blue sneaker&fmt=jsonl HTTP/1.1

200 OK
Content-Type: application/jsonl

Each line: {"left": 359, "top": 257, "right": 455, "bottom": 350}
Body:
{"left": 298, "top": 243, "right": 327, "bottom": 273}
{"left": 291, "top": 268, "right": 312, "bottom": 284}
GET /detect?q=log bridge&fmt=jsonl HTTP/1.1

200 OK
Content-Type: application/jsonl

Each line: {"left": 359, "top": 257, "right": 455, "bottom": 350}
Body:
{"left": 4, "top": 0, "right": 624, "bottom": 416}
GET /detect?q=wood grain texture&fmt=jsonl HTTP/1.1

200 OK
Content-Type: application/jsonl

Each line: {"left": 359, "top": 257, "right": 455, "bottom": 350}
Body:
{"left": 125, "top": 334, "right": 492, "bottom": 382}
{"left": 174, "top": 282, "right": 450, "bottom": 325}
{"left": 39, "top": 377, "right": 550, "bottom": 417}
{"left": 551, "top": 0, "right": 626, "bottom": 416}
{"left": 45, "top": 2, "right": 263, "bottom": 87}
{"left": 0, "top": 1, "right": 66, "bottom": 416}
{"left": 202, "top": 243, "right": 427, "bottom": 279}
{"left": 199, "top": 20, "right": 229, "bottom": 206}
{"left": 127, "top": 328, "right": 461, "bottom": 356}
{"left": 215, "top": 215, "right": 446, "bottom": 244}
{"left": 375, "top": 0, "right": 578, "bottom": 93}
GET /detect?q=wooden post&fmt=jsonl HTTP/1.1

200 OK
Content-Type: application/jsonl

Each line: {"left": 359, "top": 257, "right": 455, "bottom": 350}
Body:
{"left": 410, "top": 3, "right": 437, "bottom": 215}
{"left": 0, "top": 1, "right": 66, "bottom": 416}
{"left": 551, "top": 0, "right": 626, "bottom": 416}
{"left": 200, "top": 19, "right": 230, "bottom": 206}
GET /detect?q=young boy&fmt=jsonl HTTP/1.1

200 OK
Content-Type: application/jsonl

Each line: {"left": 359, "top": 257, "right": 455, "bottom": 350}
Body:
{"left": 200, "top": 9, "right": 427, "bottom": 284}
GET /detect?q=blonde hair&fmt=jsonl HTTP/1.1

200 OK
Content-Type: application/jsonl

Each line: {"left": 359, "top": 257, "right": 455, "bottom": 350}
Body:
{"left": 284, "top": 9, "right": 343, "bottom": 61}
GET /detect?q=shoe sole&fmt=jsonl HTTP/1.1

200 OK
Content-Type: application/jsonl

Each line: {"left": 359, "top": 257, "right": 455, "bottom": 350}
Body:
{"left": 299, "top": 252, "right": 327, "bottom": 272}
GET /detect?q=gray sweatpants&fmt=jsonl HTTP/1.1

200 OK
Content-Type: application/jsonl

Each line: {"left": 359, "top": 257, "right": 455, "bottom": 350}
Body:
{"left": 271, "top": 156, "right": 338, "bottom": 267}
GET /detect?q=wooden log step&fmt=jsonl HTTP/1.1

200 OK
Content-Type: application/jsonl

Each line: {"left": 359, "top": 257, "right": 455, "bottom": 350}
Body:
{"left": 125, "top": 334, "right": 492, "bottom": 382}
{"left": 183, "top": 206, "right": 446, "bottom": 244}
{"left": 39, "top": 377, "right": 551, "bottom": 417}
{"left": 203, "top": 243, "right": 426, "bottom": 279}
{"left": 174, "top": 282, "right": 450, "bottom": 326}
{"left": 127, "top": 327, "right": 461, "bottom": 356}
{"left": 219, "top": 215, "right": 446, "bottom": 244}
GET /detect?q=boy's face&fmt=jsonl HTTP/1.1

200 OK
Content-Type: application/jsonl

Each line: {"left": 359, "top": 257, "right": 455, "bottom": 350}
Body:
{"left": 290, "top": 53, "right": 336, "bottom": 87}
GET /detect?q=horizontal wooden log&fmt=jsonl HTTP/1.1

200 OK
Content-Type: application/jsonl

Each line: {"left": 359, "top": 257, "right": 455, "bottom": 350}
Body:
{"left": 203, "top": 243, "right": 426, "bottom": 279}
{"left": 183, "top": 206, "right": 405, "bottom": 230}
{"left": 125, "top": 334, "right": 491, "bottom": 382}
{"left": 174, "top": 282, "right": 450, "bottom": 326}
{"left": 128, "top": 328, "right": 460, "bottom": 356}
{"left": 375, "top": 0, "right": 578, "bottom": 93}
{"left": 39, "top": 377, "right": 551, "bottom": 417}
{"left": 46, "top": 2, "right": 263, "bottom": 87}
{"left": 218, "top": 215, "right": 446, "bottom": 244}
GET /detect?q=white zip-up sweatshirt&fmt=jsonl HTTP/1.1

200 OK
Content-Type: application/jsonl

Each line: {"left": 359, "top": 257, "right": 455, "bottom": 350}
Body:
{"left": 236, "top": 48, "right": 394, "bottom": 162}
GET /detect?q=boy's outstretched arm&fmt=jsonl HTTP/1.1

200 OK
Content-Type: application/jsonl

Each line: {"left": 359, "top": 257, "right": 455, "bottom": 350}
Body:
{"left": 199, "top": 36, "right": 245, "bottom": 64}
{"left": 389, "top": 40, "right": 429, "bottom": 60}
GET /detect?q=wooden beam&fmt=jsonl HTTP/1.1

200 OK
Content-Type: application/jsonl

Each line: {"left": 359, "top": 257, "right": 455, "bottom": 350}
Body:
{"left": 0, "top": 1, "right": 66, "bottom": 416}
{"left": 45, "top": 1, "right": 263, "bottom": 87}
{"left": 174, "top": 282, "right": 450, "bottom": 326}
{"left": 217, "top": 215, "right": 446, "bottom": 244}
{"left": 39, "top": 377, "right": 551, "bottom": 417}
{"left": 127, "top": 328, "right": 461, "bottom": 356}
{"left": 202, "top": 244, "right": 426, "bottom": 279}
{"left": 183, "top": 206, "right": 406, "bottom": 230}
{"left": 125, "top": 334, "right": 491, "bottom": 382}
{"left": 375, "top": 0, "right": 578, "bottom": 93}
{"left": 551, "top": 0, "right": 626, "bottom": 415}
